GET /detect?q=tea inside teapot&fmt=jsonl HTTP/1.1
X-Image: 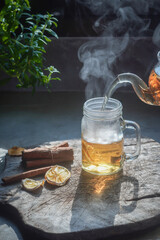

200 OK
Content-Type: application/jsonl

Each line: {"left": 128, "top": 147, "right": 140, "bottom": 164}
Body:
{"left": 148, "top": 52, "right": 160, "bottom": 103}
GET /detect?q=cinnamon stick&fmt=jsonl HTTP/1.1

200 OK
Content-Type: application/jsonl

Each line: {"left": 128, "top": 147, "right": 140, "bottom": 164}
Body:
{"left": 25, "top": 156, "right": 73, "bottom": 168}
{"left": 23, "top": 146, "right": 73, "bottom": 163}
{"left": 2, "top": 166, "right": 52, "bottom": 185}
{"left": 22, "top": 141, "right": 69, "bottom": 160}
{"left": 25, "top": 147, "right": 74, "bottom": 168}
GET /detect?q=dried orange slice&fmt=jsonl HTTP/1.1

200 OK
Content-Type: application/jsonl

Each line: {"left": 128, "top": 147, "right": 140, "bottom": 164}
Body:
{"left": 22, "top": 178, "right": 44, "bottom": 191}
{"left": 8, "top": 146, "right": 25, "bottom": 156}
{"left": 45, "top": 165, "right": 71, "bottom": 186}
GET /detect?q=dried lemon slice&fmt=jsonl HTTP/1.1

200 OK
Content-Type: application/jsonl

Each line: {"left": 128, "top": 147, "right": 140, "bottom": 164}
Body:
{"left": 45, "top": 165, "right": 71, "bottom": 186}
{"left": 8, "top": 146, "right": 25, "bottom": 156}
{"left": 22, "top": 178, "right": 44, "bottom": 191}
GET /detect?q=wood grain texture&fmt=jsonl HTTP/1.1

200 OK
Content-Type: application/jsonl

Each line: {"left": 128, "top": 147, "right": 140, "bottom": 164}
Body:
{"left": 0, "top": 138, "right": 160, "bottom": 240}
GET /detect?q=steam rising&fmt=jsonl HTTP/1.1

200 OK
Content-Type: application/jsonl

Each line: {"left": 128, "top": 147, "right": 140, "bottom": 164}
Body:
{"left": 77, "top": 0, "right": 160, "bottom": 99}
{"left": 78, "top": 35, "right": 129, "bottom": 98}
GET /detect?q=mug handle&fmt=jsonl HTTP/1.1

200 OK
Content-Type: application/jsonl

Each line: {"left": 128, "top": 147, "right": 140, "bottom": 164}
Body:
{"left": 122, "top": 119, "right": 141, "bottom": 160}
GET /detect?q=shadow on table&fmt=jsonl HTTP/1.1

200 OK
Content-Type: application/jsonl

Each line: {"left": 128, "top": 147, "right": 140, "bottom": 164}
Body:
{"left": 70, "top": 170, "right": 139, "bottom": 239}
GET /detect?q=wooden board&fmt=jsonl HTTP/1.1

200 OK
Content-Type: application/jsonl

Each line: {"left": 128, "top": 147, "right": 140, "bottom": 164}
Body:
{"left": 0, "top": 138, "right": 160, "bottom": 240}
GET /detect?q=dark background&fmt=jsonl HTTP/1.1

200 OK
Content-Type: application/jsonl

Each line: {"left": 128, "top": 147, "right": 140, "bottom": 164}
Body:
{"left": 1, "top": 0, "right": 160, "bottom": 37}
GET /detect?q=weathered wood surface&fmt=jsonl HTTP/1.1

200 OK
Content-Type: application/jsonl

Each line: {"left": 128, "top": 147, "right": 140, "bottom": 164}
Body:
{"left": 0, "top": 138, "right": 160, "bottom": 240}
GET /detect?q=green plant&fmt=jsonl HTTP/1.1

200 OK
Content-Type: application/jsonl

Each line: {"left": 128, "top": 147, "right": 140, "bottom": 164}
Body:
{"left": 0, "top": 0, "right": 60, "bottom": 92}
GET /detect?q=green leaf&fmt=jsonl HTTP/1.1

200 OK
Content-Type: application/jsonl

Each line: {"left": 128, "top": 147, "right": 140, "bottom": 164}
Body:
{"left": 36, "top": 14, "right": 45, "bottom": 19}
{"left": 44, "top": 36, "right": 51, "bottom": 42}
{"left": 51, "top": 77, "right": 61, "bottom": 81}
{"left": 24, "top": 0, "right": 30, "bottom": 7}
{"left": 22, "top": 12, "right": 31, "bottom": 17}
{"left": 45, "top": 28, "right": 58, "bottom": 38}
{"left": 39, "top": 38, "right": 47, "bottom": 45}
{"left": 51, "top": 16, "right": 58, "bottom": 21}
{"left": 2, "top": 36, "right": 8, "bottom": 42}
{"left": 52, "top": 21, "right": 58, "bottom": 28}
{"left": 26, "top": 17, "right": 33, "bottom": 20}
{"left": 46, "top": 66, "right": 60, "bottom": 74}
{"left": 16, "top": 83, "right": 23, "bottom": 88}
{"left": 27, "top": 21, "right": 34, "bottom": 26}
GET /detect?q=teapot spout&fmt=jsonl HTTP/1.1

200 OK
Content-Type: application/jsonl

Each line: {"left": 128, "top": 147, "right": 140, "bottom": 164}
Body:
{"left": 118, "top": 73, "right": 155, "bottom": 104}
{"left": 104, "top": 72, "right": 157, "bottom": 106}
{"left": 102, "top": 52, "right": 160, "bottom": 108}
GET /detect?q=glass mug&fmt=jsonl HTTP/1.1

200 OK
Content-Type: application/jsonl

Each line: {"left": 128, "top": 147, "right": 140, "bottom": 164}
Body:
{"left": 81, "top": 97, "right": 141, "bottom": 175}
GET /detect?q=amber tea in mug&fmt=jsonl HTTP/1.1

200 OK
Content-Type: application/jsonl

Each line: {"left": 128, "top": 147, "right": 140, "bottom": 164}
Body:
{"left": 81, "top": 98, "right": 141, "bottom": 175}
{"left": 82, "top": 138, "right": 124, "bottom": 175}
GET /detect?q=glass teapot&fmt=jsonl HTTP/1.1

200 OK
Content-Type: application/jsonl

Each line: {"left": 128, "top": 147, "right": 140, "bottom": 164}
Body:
{"left": 102, "top": 51, "right": 160, "bottom": 108}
